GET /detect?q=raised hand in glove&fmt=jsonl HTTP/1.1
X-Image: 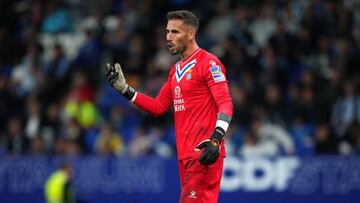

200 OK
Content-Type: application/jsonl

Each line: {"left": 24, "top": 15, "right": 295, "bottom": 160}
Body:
{"left": 194, "top": 127, "right": 225, "bottom": 165}
{"left": 106, "top": 63, "right": 128, "bottom": 93}
{"left": 106, "top": 63, "right": 136, "bottom": 100}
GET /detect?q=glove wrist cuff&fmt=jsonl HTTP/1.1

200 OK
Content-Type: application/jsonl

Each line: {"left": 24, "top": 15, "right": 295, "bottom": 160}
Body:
{"left": 211, "top": 127, "right": 225, "bottom": 145}
{"left": 122, "top": 85, "right": 136, "bottom": 100}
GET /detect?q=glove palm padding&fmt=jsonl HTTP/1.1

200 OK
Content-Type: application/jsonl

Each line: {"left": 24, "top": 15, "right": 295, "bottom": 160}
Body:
{"left": 106, "top": 63, "right": 128, "bottom": 93}
{"left": 195, "top": 139, "right": 220, "bottom": 165}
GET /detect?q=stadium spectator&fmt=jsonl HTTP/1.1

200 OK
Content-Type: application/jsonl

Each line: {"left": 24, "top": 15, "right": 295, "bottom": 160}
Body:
{"left": 240, "top": 116, "right": 295, "bottom": 157}
{"left": 340, "top": 121, "right": 360, "bottom": 155}
{"left": 42, "top": 1, "right": 73, "bottom": 33}
{"left": 44, "top": 162, "right": 75, "bottom": 203}
{"left": 127, "top": 127, "right": 152, "bottom": 157}
{"left": 28, "top": 135, "right": 46, "bottom": 155}
{"left": 240, "top": 131, "right": 278, "bottom": 157}
{"left": 3, "top": 117, "right": 28, "bottom": 155}
{"left": 314, "top": 122, "right": 339, "bottom": 154}
{"left": 331, "top": 80, "right": 360, "bottom": 137}
{"left": 95, "top": 122, "right": 125, "bottom": 156}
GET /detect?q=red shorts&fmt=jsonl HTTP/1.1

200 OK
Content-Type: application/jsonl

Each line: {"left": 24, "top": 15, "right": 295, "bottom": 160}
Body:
{"left": 178, "top": 155, "right": 224, "bottom": 203}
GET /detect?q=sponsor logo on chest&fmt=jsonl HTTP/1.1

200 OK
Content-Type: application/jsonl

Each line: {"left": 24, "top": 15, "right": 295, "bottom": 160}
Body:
{"left": 173, "top": 85, "right": 185, "bottom": 112}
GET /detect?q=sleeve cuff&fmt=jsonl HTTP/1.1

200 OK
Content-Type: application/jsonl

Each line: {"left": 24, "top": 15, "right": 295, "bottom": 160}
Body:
{"left": 130, "top": 92, "right": 138, "bottom": 103}
{"left": 216, "top": 119, "right": 229, "bottom": 132}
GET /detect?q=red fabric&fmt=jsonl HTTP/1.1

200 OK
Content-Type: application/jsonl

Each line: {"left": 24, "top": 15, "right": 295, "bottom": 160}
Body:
{"left": 178, "top": 156, "right": 224, "bottom": 203}
{"left": 133, "top": 49, "right": 233, "bottom": 159}
{"left": 134, "top": 70, "right": 173, "bottom": 116}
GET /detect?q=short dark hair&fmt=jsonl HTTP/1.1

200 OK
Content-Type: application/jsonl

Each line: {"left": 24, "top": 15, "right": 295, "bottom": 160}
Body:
{"left": 167, "top": 10, "right": 199, "bottom": 29}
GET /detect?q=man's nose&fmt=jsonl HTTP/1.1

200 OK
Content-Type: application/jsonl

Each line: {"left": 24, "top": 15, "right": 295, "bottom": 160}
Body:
{"left": 166, "top": 33, "right": 172, "bottom": 41}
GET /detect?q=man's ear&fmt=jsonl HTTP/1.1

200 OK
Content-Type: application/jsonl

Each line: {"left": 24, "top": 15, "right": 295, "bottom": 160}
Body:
{"left": 188, "top": 30, "right": 195, "bottom": 40}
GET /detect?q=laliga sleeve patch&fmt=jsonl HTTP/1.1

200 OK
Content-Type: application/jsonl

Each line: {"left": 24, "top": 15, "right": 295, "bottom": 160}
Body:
{"left": 210, "top": 66, "right": 225, "bottom": 82}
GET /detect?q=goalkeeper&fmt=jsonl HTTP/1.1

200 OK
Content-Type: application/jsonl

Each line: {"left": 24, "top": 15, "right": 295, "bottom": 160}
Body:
{"left": 106, "top": 10, "right": 233, "bottom": 203}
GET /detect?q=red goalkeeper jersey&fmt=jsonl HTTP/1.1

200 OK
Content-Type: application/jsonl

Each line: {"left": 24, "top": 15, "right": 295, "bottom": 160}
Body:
{"left": 133, "top": 49, "right": 233, "bottom": 159}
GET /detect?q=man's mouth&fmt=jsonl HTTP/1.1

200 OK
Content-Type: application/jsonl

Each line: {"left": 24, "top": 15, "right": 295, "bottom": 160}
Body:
{"left": 167, "top": 43, "right": 174, "bottom": 49}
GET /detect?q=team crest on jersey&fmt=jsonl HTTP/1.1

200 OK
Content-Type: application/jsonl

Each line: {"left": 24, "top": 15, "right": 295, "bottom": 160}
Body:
{"left": 175, "top": 59, "right": 196, "bottom": 82}
{"left": 186, "top": 69, "right": 192, "bottom": 80}
{"left": 186, "top": 73, "right": 191, "bottom": 80}
{"left": 210, "top": 65, "right": 225, "bottom": 82}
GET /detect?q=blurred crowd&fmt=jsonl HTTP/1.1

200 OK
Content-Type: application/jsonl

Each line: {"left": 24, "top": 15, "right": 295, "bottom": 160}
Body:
{"left": 0, "top": 0, "right": 360, "bottom": 158}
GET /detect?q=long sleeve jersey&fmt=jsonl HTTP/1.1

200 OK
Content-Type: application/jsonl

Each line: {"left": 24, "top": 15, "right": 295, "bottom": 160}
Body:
{"left": 133, "top": 49, "right": 233, "bottom": 159}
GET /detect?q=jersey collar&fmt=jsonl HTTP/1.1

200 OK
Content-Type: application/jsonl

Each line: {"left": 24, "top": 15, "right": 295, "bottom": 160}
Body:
{"left": 179, "top": 48, "right": 201, "bottom": 67}
{"left": 175, "top": 49, "right": 201, "bottom": 82}
{"left": 175, "top": 59, "right": 196, "bottom": 82}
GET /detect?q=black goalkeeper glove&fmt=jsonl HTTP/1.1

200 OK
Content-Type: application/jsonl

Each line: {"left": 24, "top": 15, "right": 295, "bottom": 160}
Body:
{"left": 195, "top": 127, "right": 226, "bottom": 165}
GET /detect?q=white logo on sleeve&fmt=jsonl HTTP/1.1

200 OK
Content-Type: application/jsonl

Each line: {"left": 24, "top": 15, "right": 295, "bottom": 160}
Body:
{"left": 188, "top": 191, "right": 197, "bottom": 199}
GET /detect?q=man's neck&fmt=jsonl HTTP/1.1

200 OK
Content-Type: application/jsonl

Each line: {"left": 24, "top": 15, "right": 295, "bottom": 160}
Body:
{"left": 180, "top": 43, "right": 199, "bottom": 62}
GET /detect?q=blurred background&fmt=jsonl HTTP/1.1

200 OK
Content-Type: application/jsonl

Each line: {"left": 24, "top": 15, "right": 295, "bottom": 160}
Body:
{"left": 0, "top": 0, "right": 360, "bottom": 203}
